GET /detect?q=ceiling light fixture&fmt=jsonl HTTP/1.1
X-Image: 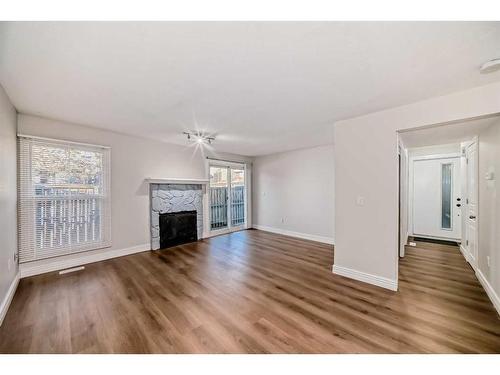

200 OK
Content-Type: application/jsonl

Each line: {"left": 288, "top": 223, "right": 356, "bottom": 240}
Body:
{"left": 183, "top": 131, "right": 215, "bottom": 145}
{"left": 480, "top": 58, "right": 500, "bottom": 74}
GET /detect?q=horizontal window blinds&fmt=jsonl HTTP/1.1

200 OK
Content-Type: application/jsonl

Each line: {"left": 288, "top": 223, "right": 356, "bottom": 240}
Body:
{"left": 18, "top": 136, "right": 111, "bottom": 263}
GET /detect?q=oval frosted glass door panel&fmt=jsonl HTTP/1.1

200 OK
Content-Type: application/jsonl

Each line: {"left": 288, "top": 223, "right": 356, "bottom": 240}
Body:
{"left": 441, "top": 163, "right": 452, "bottom": 230}
{"left": 412, "top": 157, "right": 461, "bottom": 240}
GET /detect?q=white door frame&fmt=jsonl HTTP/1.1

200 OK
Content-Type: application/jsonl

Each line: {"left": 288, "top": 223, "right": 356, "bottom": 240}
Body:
{"left": 461, "top": 137, "right": 479, "bottom": 270}
{"left": 398, "top": 139, "right": 409, "bottom": 258}
{"left": 205, "top": 159, "right": 250, "bottom": 237}
{"left": 408, "top": 152, "right": 462, "bottom": 241}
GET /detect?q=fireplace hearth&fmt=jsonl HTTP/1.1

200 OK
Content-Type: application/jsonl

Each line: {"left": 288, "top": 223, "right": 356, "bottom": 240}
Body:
{"left": 159, "top": 210, "right": 198, "bottom": 249}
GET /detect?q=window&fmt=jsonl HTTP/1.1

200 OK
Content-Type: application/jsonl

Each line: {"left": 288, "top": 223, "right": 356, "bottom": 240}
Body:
{"left": 18, "top": 136, "right": 111, "bottom": 263}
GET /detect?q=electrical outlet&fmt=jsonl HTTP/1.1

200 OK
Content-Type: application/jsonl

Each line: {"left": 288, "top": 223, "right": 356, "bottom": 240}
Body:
{"left": 356, "top": 196, "right": 365, "bottom": 206}
{"left": 487, "top": 256, "right": 491, "bottom": 268}
{"left": 409, "top": 242, "right": 417, "bottom": 247}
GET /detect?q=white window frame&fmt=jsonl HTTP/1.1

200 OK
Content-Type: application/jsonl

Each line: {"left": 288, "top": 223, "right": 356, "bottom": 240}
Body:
{"left": 18, "top": 135, "right": 111, "bottom": 263}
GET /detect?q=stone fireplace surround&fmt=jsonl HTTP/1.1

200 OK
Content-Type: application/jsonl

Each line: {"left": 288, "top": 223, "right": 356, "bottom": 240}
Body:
{"left": 147, "top": 178, "right": 209, "bottom": 250}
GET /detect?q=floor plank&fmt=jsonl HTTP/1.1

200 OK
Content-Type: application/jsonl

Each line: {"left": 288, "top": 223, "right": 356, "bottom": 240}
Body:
{"left": 0, "top": 229, "right": 499, "bottom": 353}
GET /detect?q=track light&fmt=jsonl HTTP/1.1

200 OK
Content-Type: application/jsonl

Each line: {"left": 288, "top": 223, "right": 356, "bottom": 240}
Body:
{"left": 183, "top": 131, "right": 215, "bottom": 145}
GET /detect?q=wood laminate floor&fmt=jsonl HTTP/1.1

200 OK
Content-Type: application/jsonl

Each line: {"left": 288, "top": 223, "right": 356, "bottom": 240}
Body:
{"left": 0, "top": 229, "right": 499, "bottom": 353}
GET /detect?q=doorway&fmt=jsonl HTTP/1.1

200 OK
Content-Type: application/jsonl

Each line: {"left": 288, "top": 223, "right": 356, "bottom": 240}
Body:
{"left": 397, "top": 116, "right": 495, "bottom": 265}
{"left": 397, "top": 115, "right": 500, "bottom": 311}
{"left": 208, "top": 160, "right": 247, "bottom": 234}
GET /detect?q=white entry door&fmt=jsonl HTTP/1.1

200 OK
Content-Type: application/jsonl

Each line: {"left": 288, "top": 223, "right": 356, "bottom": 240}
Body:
{"left": 412, "top": 156, "right": 461, "bottom": 240}
{"left": 464, "top": 141, "right": 478, "bottom": 268}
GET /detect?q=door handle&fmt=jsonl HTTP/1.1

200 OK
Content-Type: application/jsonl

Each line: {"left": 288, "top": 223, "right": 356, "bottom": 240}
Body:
{"left": 469, "top": 215, "right": 476, "bottom": 219}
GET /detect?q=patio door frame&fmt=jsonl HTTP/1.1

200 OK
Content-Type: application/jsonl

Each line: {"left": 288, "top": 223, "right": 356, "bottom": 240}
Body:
{"left": 206, "top": 158, "right": 250, "bottom": 236}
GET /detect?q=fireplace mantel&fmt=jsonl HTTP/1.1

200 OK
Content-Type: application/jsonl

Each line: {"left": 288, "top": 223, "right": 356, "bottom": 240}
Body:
{"left": 146, "top": 178, "right": 209, "bottom": 185}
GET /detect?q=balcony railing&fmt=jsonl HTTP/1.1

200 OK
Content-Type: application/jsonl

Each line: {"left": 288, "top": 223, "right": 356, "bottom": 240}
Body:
{"left": 210, "top": 185, "right": 245, "bottom": 229}
{"left": 35, "top": 196, "right": 103, "bottom": 249}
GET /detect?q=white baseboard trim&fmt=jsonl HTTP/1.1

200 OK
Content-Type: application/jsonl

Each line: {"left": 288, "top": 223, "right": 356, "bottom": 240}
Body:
{"left": 476, "top": 269, "right": 500, "bottom": 316}
{"left": 400, "top": 233, "right": 409, "bottom": 257}
{"left": 253, "top": 224, "right": 334, "bottom": 245}
{"left": 20, "top": 243, "right": 150, "bottom": 278}
{"left": 459, "top": 245, "right": 471, "bottom": 264}
{"left": 459, "top": 245, "right": 479, "bottom": 274}
{"left": 332, "top": 264, "right": 398, "bottom": 291}
{"left": 0, "top": 272, "right": 20, "bottom": 326}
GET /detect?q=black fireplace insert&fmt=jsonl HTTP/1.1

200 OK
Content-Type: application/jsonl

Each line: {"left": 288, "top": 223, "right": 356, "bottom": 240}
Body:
{"left": 159, "top": 210, "right": 198, "bottom": 249}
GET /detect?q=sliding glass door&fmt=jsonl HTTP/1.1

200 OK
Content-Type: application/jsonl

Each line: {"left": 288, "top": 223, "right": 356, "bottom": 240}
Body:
{"left": 209, "top": 166, "right": 229, "bottom": 230}
{"left": 230, "top": 168, "right": 245, "bottom": 226}
{"left": 209, "top": 163, "right": 246, "bottom": 232}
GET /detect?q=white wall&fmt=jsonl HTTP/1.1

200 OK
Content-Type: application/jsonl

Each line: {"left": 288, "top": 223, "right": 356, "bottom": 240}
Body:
{"left": 0, "top": 84, "right": 18, "bottom": 324}
{"left": 252, "top": 144, "right": 334, "bottom": 244}
{"left": 478, "top": 120, "right": 500, "bottom": 309}
{"left": 17, "top": 114, "right": 251, "bottom": 273}
{"left": 334, "top": 81, "right": 500, "bottom": 290}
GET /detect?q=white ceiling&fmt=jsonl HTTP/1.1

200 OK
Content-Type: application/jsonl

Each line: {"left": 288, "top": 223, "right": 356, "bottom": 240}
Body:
{"left": 399, "top": 115, "right": 500, "bottom": 148}
{"left": 0, "top": 22, "right": 500, "bottom": 156}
